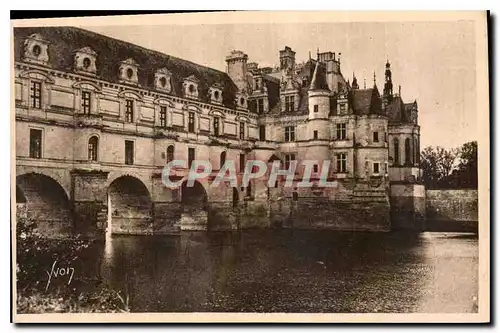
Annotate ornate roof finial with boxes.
[309,51,311,61]
[317,47,320,59]
[399,85,401,95]
[338,52,341,64]
[364,77,366,89]
[373,71,377,86]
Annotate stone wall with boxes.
[425,189,478,231]
[390,184,426,231]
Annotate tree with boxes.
[420,141,477,189]
[456,141,478,188]
[420,146,459,189]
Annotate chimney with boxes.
[318,51,341,92]
[279,46,296,73]
[226,50,249,92]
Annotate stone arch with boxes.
[16,167,71,199]
[107,175,152,235]
[16,172,72,236]
[179,179,209,230]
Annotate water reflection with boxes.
[87,230,478,313]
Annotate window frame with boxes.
[125,99,134,123]
[81,90,92,114]
[337,153,347,173]
[373,162,380,175]
[188,147,195,169]
[30,80,42,109]
[166,145,175,163]
[336,123,347,140]
[125,140,134,165]
[29,128,43,159]
[373,131,379,143]
[88,136,99,161]
[213,116,220,136]
[284,126,296,142]
[159,106,167,128]
[188,111,195,133]
[284,153,296,170]
[239,121,245,140]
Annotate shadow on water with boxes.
[81,229,477,313]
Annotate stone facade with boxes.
[14,27,424,237]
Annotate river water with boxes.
[87,230,478,313]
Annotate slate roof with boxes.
[386,95,418,124]
[13,26,240,109]
[309,60,330,91]
[349,87,383,116]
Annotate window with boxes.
[336,123,347,140]
[125,140,134,165]
[29,129,42,159]
[220,151,226,169]
[339,103,347,114]
[285,95,295,112]
[30,81,42,109]
[159,106,167,128]
[373,162,380,174]
[394,138,400,165]
[405,138,412,166]
[313,105,319,113]
[257,98,264,114]
[188,148,195,169]
[166,145,174,163]
[337,153,347,173]
[239,121,245,140]
[313,164,319,173]
[188,112,195,133]
[88,136,98,161]
[313,130,318,140]
[125,99,134,123]
[213,116,220,136]
[373,131,379,143]
[239,153,246,173]
[82,91,91,114]
[259,125,266,141]
[284,153,296,170]
[284,126,295,142]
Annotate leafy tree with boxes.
[420,146,459,188]
[420,141,477,189]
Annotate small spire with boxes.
[309,51,311,61]
[316,47,320,60]
[373,71,377,86]
[398,85,401,95]
[338,52,341,64]
[364,77,366,89]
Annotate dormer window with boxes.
[119,58,139,84]
[154,67,172,93]
[235,93,248,110]
[23,33,50,66]
[32,45,41,57]
[74,46,97,75]
[209,83,224,105]
[183,75,200,99]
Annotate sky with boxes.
[87,21,477,149]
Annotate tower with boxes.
[279,46,296,75]
[352,72,359,89]
[226,50,249,92]
[383,60,394,106]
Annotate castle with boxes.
[14,27,424,237]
